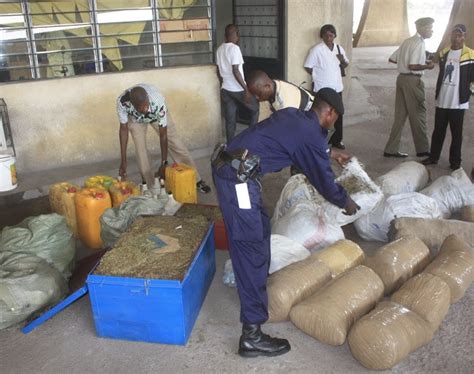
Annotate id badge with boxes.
[235,183,251,209]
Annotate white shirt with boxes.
[437,49,469,110]
[216,42,245,92]
[304,42,348,93]
[390,33,426,75]
[116,84,167,126]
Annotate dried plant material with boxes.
[289,265,384,346]
[95,216,209,280]
[365,237,431,295]
[348,301,433,370]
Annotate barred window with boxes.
[0,0,215,82]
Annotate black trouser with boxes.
[221,89,259,143]
[430,107,465,167]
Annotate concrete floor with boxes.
[1,47,473,373]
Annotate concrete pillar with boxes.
[286,0,353,92]
[353,0,410,47]
[438,0,474,50]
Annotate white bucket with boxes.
[0,155,17,192]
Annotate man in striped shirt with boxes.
[117,83,211,194]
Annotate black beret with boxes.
[415,17,434,27]
[315,88,344,115]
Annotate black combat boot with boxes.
[238,323,291,358]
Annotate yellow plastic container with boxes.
[75,188,112,249]
[49,182,80,237]
[165,163,197,204]
[84,175,117,190]
[109,181,140,208]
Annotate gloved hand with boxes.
[343,197,360,216]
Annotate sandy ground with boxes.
[1,47,473,373]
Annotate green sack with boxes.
[100,196,165,248]
[0,214,75,279]
[0,251,68,330]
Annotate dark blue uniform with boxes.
[213,108,348,324]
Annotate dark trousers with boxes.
[430,107,465,167]
[213,165,271,324]
[221,89,259,143]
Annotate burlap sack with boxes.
[388,217,474,255]
[289,265,384,345]
[391,273,450,331]
[267,257,332,322]
[348,301,434,370]
[365,237,431,295]
[311,239,365,277]
[460,206,474,222]
[424,235,474,303]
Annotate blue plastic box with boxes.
[86,224,216,345]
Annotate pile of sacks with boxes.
[0,214,74,330]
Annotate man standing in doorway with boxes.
[422,24,474,170]
[304,24,349,150]
[117,84,211,195]
[216,24,259,142]
[384,17,435,158]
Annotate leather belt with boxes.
[400,72,422,77]
[211,144,261,183]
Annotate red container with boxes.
[214,219,229,251]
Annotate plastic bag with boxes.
[421,168,474,218]
[424,235,474,303]
[0,214,75,279]
[222,259,236,287]
[354,192,443,242]
[271,201,345,252]
[272,158,383,227]
[100,196,166,248]
[391,273,450,331]
[348,301,434,370]
[269,234,310,274]
[0,251,68,330]
[290,265,384,346]
[267,257,332,322]
[311,239,365,278]
[376,161,429,196]
[365,237,431,295]
[388,217,474,255]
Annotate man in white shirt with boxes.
[384,17,435,158]
[117,84,211,195]
[304,24,349,150]
[216,24,259,142]
[422,24,474,170]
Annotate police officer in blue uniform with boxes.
[212,88,360,358]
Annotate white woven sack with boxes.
[376,161,429,196]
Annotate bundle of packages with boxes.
[0,251,68,330]
[271,200,344,252]
[269,234,310,274]
[364,237,431,295]
[460,206,474,222]
[348,301,434,370]
[354,192,443,242]
[289,265,384,345]
[267,257,332,322]
[376,161,429,196]
[391,273,451,330]
[311,239,365,277]
[424,235,474,303]
[272,158,383,227]
[388,217,474,254]
[421,168,474,218]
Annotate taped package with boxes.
[424,234,474,303]
[391,273,450,331]
[348,301,434,370]
[289,265,384,345]
[267,257,332,322]
[311,239,365,278]
[365,237,431,295]
[388,217,474,255]
[376,161,429,196]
